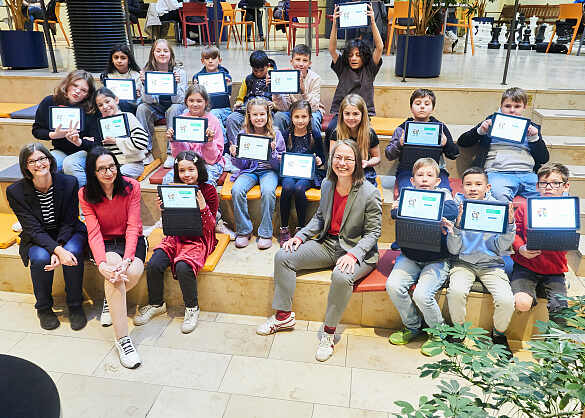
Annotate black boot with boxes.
[69,306,87,331]
[37,308,60,330]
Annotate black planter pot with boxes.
[395,34,443,78]
[0,30,48,69]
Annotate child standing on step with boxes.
[385,89,459,193]
[229,97,285,250]
[326,3,384,142]
[136,39,187,168]
[100,44,143,115]
[443,166,515,355]
[95,88,149,179]
[457,87,549,202]
[134,151,219,334]
[329,94,381,186]
[279,100,327,246]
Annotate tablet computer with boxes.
[158,185,202,237]
[99,113,130,139]
[338,1,369,29]
[196,72,227,95]
[104,78,137,101]
[460,200,508,234]
[488,112,530,144]
[158,185,199,210]
[397,188,445,221]
[236,133,271,161]
[280,152,315,180]
[404,121,443,146]
[527,196,579,230]
[49,106,84,131]
[173,116,208,143]
[144,71,177,95]
[269,70,301,94]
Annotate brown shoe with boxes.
[279,227,291,247]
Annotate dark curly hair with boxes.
[340,39,372,69]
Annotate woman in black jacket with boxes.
[7,143,88,331]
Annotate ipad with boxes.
[488,112,530,144]
[404,121,443,146]
[236,133,271,161]
[99,114,130,138]
[173,116,208,143]
[397,188,445,221]
[196,72,227,94]
[528,196,579,230]
[460,200,508,234]
[280,153,315,180]
[144,71,177,95]
[338,2,369,29]
[269,70,300,94]
[158,185,199,209]
[49,106,83,131]
[104,78,137,101]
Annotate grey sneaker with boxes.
[215,220,236,240]
[257,236,273,250]
[115,336,141,369]
[181,306,200,334]
[100,298,112,327]
[133,303,167,326]
[235,234,250,248]
[256,312,296,335]
[315,332,335,362]
[143,152,154,165]
[279,227,291,247]
[163,154,174,169]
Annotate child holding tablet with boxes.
[329,94,380,186]
[134,151,219,334]
[279,100,326,246]
[100,44,143,114]
[327,3,383,141]
[136,39,187,168]
[385,158,458,356]
[385,89,459,192]
[229,97,285,250]
[457,87,549,202]
[443,167,515,354]
[95,88,148,179]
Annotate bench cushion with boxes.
[370,117,403,136]
[0,163,23,182]
[353,249,400,292]
[148,166,172,185]
[0,213,19,249]
[0,103,36,118]
[9,104,39,119]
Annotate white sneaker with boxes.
[143,152,154,165]
[256,312,296,335]
[12,221,22,232]
[185,38,197,46]
[163,154,174,169]
[133,303,167,326]
[215,220,236,240]
[181,306,200,334]
[315,332,335,362]
[100,298,112,327]
[115,336,141,369]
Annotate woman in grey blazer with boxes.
[257,139,382,362]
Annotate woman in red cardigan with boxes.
[79,146,146,369]
[133,150,219,334]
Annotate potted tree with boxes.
[0,0,48,69]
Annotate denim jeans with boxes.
[225,111,245,146]
[487,171,539,202]
[280,177,312,227]
[28,232,86,311]
[231,169,278,237]
[51,149,88,188]
[120,162,145,179]
[210,107,232,140]
[385,255,449,330]
[273,111,324,144]
[136,102,186,151]
[163,160,224,187]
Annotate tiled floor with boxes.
[1,290,468,417]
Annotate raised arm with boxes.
[329,5,340,63]
[369,4,383,65]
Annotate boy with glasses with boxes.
[511,163,571,323]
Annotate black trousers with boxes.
[147,249,198,308]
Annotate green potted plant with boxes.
[0,0,48,69]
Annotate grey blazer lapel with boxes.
[320,181,335,237]
[339,184,359,232]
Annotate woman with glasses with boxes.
[79,146,145,369]
[256,139,382,362]
[7,143,87,331]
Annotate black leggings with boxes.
[146,249,198,308]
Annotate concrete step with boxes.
[533,109,585,136]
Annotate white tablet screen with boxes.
[270,71,299,94]
[145,72,175,95]
[175,117,206,142]
[100,115,128,138]
[104,79,136,101]
[339,2,368,28]
[530,198,577,229]
[160,187,198,209]
[281,153,314,179]
[51,107,81,130]
[405,122,441,146]
[238,135,270,161]
[400,189,442,220]
[463,202,506,233]
[490,113,528,143]
[197,73,226,94]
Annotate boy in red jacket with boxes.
[511,162,570,322]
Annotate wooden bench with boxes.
[0,103,36,118]
[495,4,560,25]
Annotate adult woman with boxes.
[256,139,382,362]
[7,143,87,331]
[32,70,101,187]
[79,147,146,369]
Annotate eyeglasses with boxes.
[26,156,49,167]
[332,155,355,164]
[537,181,565,189]
[96,164,118,175]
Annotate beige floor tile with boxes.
[313,404,388,418]
[0,301,49,333]
[129,315,172,346]
[0,291,36,304]
[216,312,309,330]
[223,394,313,418]
[220,356,351,407]
[156,320,274,357]
[147,387,229,418]
[0,329,26,353]
[94,345,231,391]
[8,333,113,375]
[165,306,218,322]
[307,322,391,338]
[48,371,63,384]
[350,369,436,413]
[269,330,347,366]
[57,374,162,418]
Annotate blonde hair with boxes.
[336,94,371,162]
[243,97,276,138]
[144,39,179,72]
[412,158,440,177]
